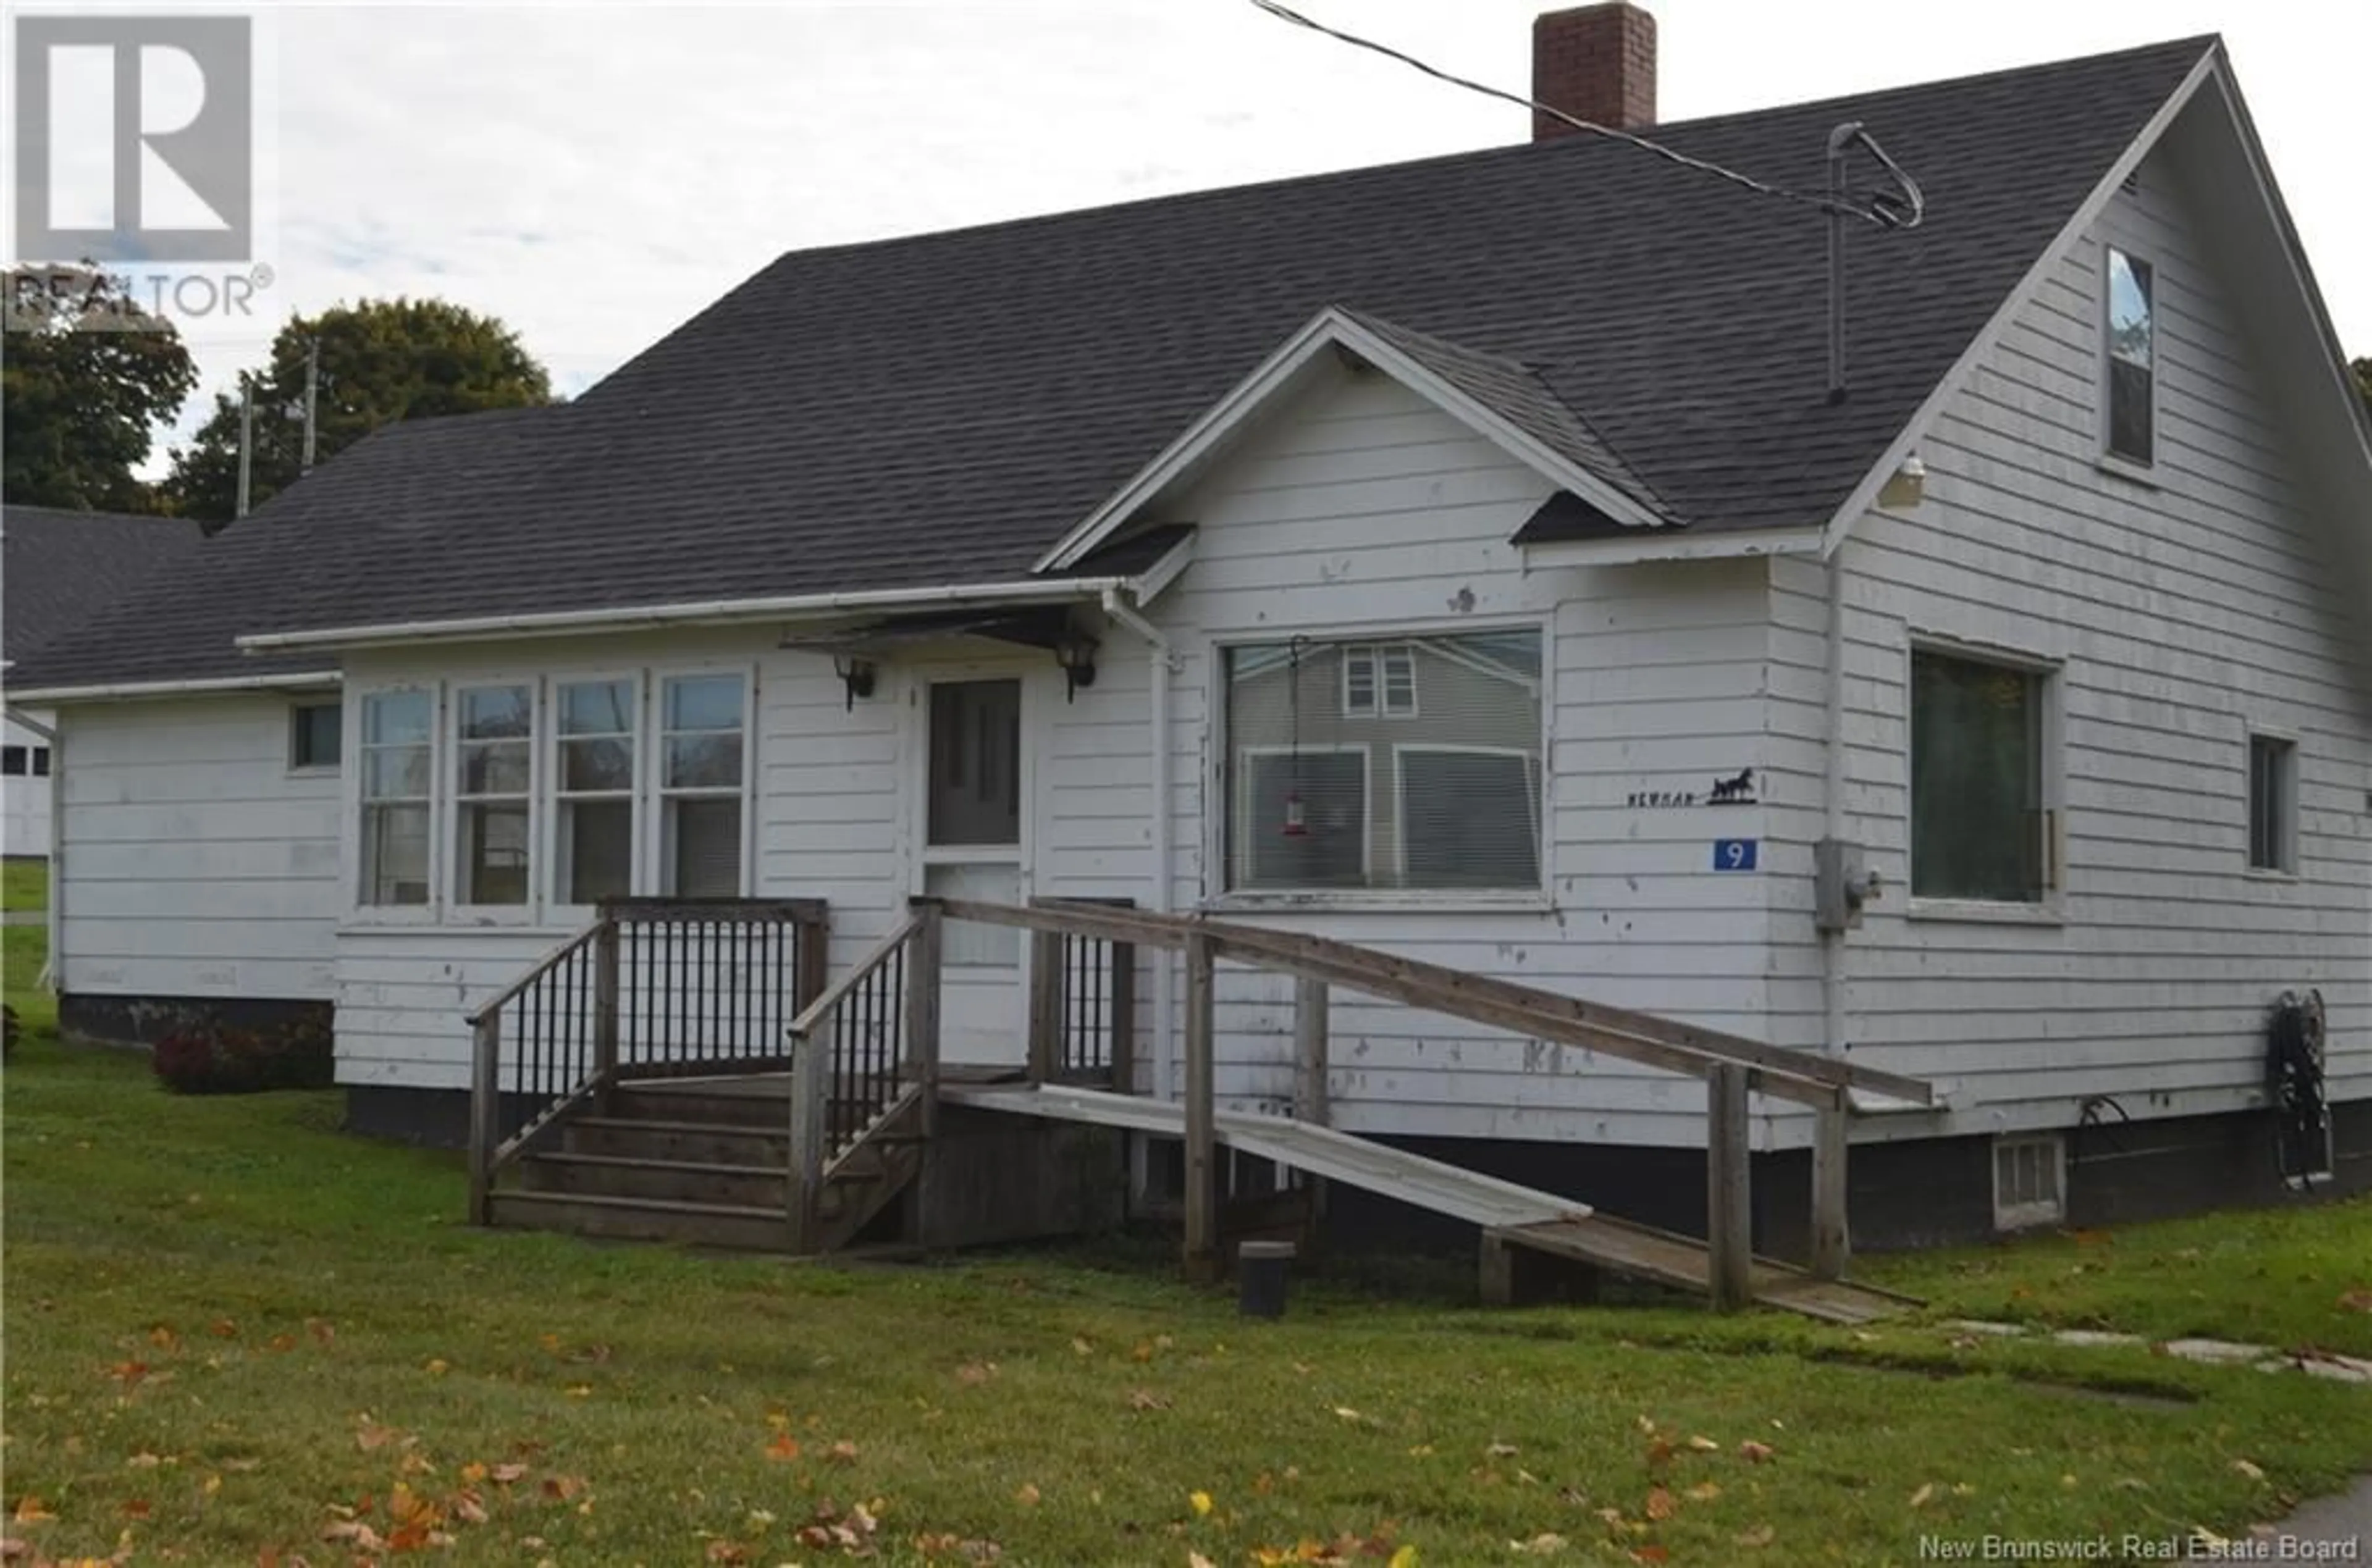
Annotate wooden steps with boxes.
[488,1189,792,1250]
[486,1074,919,1254]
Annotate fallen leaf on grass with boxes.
[1127,1389,1171,1411]
[208,1319,239,1339]
[107,1360,149,1388]
[1685,1435,1719,1453]
[1387,1549,1418,1568]
[1486,1442,1520,1459]
[955,1362,997,1386]
[320,1520,385,1551]
[121,1501,151,1521]
[1014,1485,1041,1507]
[2232,1460,2266,1483]
[1071,1337,1094,1357]
[766,1433,801,1462]
[489,1463,528,1485]
[1188,1491,1214,1517]
[0,1541,25,1562]
[1686,1482,1721,1503]
[306,1319,335,1346]
[1909,1483,1935,1509]
[1631,1548,1669,1565]
[704,1540,749,1564]
[2339,1288,2372,1314]
[825,1440,860,1465]
[1738,1441,1774,1464]
[148,1325,179,1351]
[1189,1554,1218,1568]
[1735,1524,1776,1548]
[1644,1486,1676,1521]
[1331,1407,1364,1422]
[10,1501,52,1525]
[124,1454,162,1470]
[1509,1533,1566,1555]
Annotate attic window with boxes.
[2104,246,2155,466]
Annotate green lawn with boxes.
[4,957,2368,1564]
[2,857,48,913]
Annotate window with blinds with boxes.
[1224,630,1543,893]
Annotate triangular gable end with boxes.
[1034,306,1672,575]
[1819,44,2372,683]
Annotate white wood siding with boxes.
[1781,149,2372,1133]
[1138,364,1782,1145]
[53,695,339,1002]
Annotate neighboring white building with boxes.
[11,18,2367,1247]
[2,710,54,859]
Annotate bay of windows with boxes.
[356,671,749,914]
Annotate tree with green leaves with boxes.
[164,298,551,523]
[2,265,197,513]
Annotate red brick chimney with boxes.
[1532,4,1657,140]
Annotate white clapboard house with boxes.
[12,9,2368,1287]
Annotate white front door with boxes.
[918,675,1028,1065]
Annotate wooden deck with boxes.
[943,1082,1918,1323]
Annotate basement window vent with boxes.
[1993,1133,2066,1230]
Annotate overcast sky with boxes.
[149,0,2371,450]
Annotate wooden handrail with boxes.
[932,898,1933,1107]
[601,896,828,924]
[464,918,606,1027]
[788,910,921,1039]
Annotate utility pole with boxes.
[235,374,254,519]
[300,337,320,474]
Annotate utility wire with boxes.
[1248,0,1924,230]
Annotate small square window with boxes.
[30,747,49,777]
[1993,1133,2065,1230]
[290,701,343,771]
[2105,247,2155,466]
[2247,735,2297,874]
[0,746,23,777]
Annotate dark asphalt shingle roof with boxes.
[6,412,555,690]
[11,35,2213,692]
[1342,309,1672,521]
[2,505,209,668]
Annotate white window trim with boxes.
[287,697,343,777]
[1341,643,1418,719]
[2098,242,2158,473]
[652,665,758,900]
[1389,742,1544,891]
[2243,726,2301,880]
[545,669,644,918]
[450,681,540,923]
[1904,632,2066,922]
[1205,617,1554,912]
[1991,1131,2066,1231]
[349,684,440,925]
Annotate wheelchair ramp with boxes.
[943,1082,1917,1323]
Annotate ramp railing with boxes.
[927,897,1935,1306]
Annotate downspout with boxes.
[1820,548,1850,1063]
[1100,587,1176,1102]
